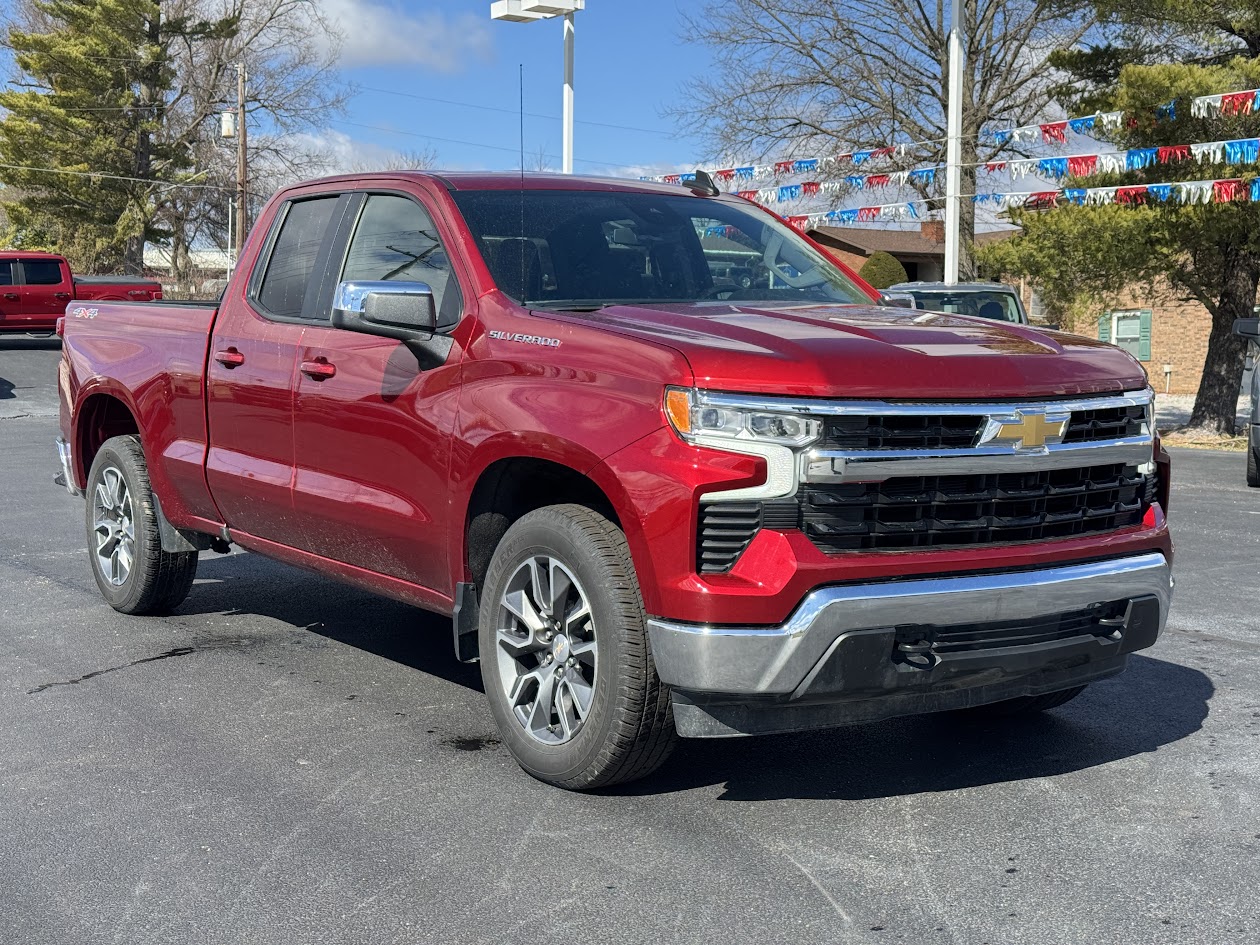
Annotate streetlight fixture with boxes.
[489,0,584,174]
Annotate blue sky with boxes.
[322,0,712,178]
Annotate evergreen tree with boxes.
[0,0,186,273]
[981,7,1260,434]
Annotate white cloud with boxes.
[318,0,494,71]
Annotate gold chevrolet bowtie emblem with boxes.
[990,412,1069,449]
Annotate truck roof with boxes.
[281,170,706,198]
[0,250,63,259]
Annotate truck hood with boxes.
[543,302,1147,399]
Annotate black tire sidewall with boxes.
[85,437,159,612]
[478,509,640,785]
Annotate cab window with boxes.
[341,194,462,328]
[22,259,63,285]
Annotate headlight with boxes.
[665,387,821,448]
[664,387,820,501]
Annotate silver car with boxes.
[1234,317,1260,486]
[886,281,1034,325]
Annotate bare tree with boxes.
[675,0,1092,275]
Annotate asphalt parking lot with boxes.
[2,337,1258,945]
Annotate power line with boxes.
[355,85,678,138]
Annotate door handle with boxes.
[300,358,337,381]
[214,348,245,368]
[3,292,17,301]
[54,292,71,301]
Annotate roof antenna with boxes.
[519,63,527,304]
[688,168,721,197]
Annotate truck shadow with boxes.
[184,552,1210,802]
[185,551,483,693]
[0,336,60,351]
[627,653,1212,801]
[0,376,12,400]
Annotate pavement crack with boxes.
[27,641,247,694]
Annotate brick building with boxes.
[809,220,1215,395]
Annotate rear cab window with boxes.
[252,196,342,320]
[21,259,64,285]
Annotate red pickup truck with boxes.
[0,250,161,334]
[56,172,1173,789]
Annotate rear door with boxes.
[288,189,467,593]
[17,257,71,324]
[0,261,18,325]
[205,192,350,546]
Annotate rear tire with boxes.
[478,504,675,789]
[1247,428,1259,487]
[956,685,1087,719]
[85,435,198,615]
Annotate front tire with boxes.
[1247,427,1259,487]
[478,504,675,789]
[86,435,198,615]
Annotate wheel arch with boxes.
[74,389,141,488]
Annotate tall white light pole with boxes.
[490,0,585,174]
[944,0,965,285]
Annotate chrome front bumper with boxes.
[647,553,1172,697]
[55,436,82,497]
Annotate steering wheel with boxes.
[763,232,830,290]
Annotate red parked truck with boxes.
[56,172,1173,789]
[0,250,161,334]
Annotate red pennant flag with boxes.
[1027,191,1061,209]
[985,161,1007,173]
[775,160,795,175]
[786,215,810,230]
[865,174,891,188]
[802,181,821,196]
[1156,145,1191,164]
[1213,178,1245,202]
[1067,155,1098,176]
[735,190,759,200]
[663,174,681,184]
[856,206,880,222]
[1221,91,1256,116]
[871,147,896,159]
[714,168,736,181]
[1040,122,1068,143]
[1116,186,1149,205]
[835,152,853,163]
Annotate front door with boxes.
[289,191,466,595]
[205,193,348,546]
[0,261,18,326]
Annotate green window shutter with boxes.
[1138,309,1152,361]
[1098,312,1111,342]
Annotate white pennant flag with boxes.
[1096,153,1126,174]
[1192,94,1224,118]
[1008,159,1038,179]
[1175,181,1214,204]
[997,193,1029,211]
[1097,111,1124,131]
[1085,187,1117,206]
[757,187,778,203]
[1190,141,1225,164]
[1011,126,1040,144]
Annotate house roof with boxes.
[809,225,1017,258]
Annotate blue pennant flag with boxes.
[852,150,873,165]
[1146,184,1173,202]
[1155,101,1176,121]
[1126,148,1159,171]
[681,173,697,182]
[1039,158,1069,178]
[1225,138,1260,164]
[1252,179,1260,203]
[830,208,860,224]
[778,184,802,202]
[906,202,920,219]
[993,129,1012,146]
[1063,189,1087,205]
[908,167,936,184]
[793,159,819,173]
[734,166,755,179]
[845,175,866,187]
[1068,116,1097,134]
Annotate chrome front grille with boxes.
[694,389,1156,573]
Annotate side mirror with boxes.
[332,280,437,341]
[881,292,917,309]
[1234,317,1260,341]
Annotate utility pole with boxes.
[943,0,964,285]
[235,63,248,257]
[562,11,574,174]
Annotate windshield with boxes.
[905,289,1024,323]
[450,189,873,309]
